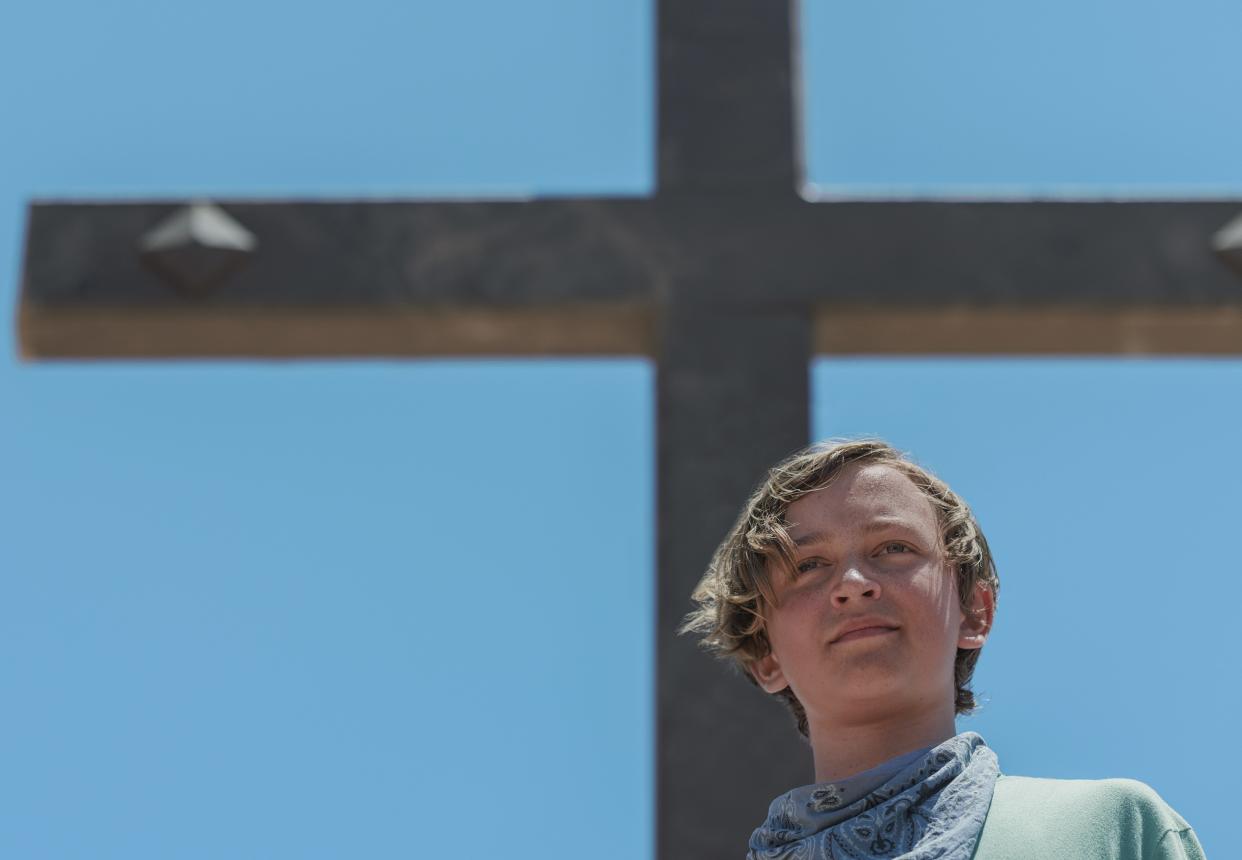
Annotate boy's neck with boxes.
[807,706,958,784]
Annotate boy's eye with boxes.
[794,544,911,576]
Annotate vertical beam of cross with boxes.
[658,0,801,196]
[657,302,815,858]
[656,3,813,856]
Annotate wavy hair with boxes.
[679,438,999,738]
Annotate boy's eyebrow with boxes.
[790,519,912,548]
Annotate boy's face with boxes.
[749,462,992,726]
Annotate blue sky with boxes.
[2,1,1239,857]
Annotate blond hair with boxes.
[679,438,999,737]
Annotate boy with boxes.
[681,438,1204,859]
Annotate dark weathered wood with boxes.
[15,1,1242,859]
[19,200,662,309]
[657,302,813,858]
[657,0,800,194]
[22,201,1242,359]
[24,200,1242,310]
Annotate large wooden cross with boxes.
[17,1,1242,857]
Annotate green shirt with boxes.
[973,775,1206,859]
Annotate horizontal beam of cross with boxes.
[20,199,1242,359]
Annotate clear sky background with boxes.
[1,1,1239,857]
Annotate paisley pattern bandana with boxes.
[748,732,1000,860]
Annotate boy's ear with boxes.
[958,580,996,651]
[749,651,789,694]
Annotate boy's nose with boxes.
[832,565,881,605]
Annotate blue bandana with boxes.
[748,732,1000,860]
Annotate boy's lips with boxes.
[829,618,900,644]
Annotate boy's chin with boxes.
[808,675,934,720]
